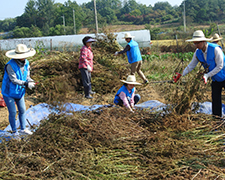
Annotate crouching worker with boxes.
[114,75,141,112]
[2,44,36,137]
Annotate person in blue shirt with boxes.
[114,32,148,84]
[178,30,225,118]
[2,44,36,137]
[114,75,141,112]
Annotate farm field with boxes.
[0,33,225,179]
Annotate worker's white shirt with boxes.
[182,44,224,78]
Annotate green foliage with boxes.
[2,0,225,38]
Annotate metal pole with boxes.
[61,15,65,34]
[73,9,76,34]
[93,0,98,33]
[183,0,186,32]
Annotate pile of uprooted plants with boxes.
[0,31,225,179]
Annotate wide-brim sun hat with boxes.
[5,44,36,59]
[186,30,212,42]
[122,32,135,39]
[211,33,223,42]
[120,75,141,85]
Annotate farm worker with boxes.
[79,36,96,99]
[114,32,149,84]
[2,44,36,137]
[114,75,141,113]
[211,33,223,44]
[179,30,225,118]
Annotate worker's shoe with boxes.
[143,80,149,85]
[20,129,33,135]
[89,90,96,95]
[84,86,93,99]
[89,84,96,95]
[12,131,21,140]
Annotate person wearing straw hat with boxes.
[114,75,141,112]
[211,33,223,44]
[177,30,225,118]
[79,36,96,99]
[114,32,149,85]
[2,44,36,137]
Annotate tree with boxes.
[36,0,55,31]
[0,18,16,32]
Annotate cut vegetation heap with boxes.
[0,31,225,179]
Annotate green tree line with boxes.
[0,0,225,39]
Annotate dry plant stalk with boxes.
[174,70,205,115]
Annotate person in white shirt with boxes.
[178,30,225,118]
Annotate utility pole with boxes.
[183,0,186,32]
[73,9,76,34]
[93,0,98,34]
[61,15,65,34]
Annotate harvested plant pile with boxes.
[174,70,207,115]
[0,107,225,179]
[30,31,130,103]
[0,31,224,179]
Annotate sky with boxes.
[0,0,183,20]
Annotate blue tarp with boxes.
[1,100,225,142]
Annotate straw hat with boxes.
[123,32,135,39]
[120,75,141,85]
[211,33,223,42]
[5,44,36,59]
[186,30,212,42]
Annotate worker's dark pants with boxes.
[116,94,141,107]
[80,68,91,97]
[211,80,225,117]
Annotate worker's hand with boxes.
[114,52,118,56]
[25,82,36,90]
[28,82,36,90]
[173,72,182,83]
[87,65,92,72]
[203,73,209,84]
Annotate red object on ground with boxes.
[0,97,6,107]
[173,73,182,83]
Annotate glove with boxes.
[173,73,182,83]
[24,82,36,90]
[87,65,92,72]
[114,51,118,56]
[203,73,209,84]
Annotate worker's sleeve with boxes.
[118,91,131,108]
[118,44,130,54]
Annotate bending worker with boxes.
[178,30,225,118]
[114,32,148,84]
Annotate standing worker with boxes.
[176,30,225,118]
[79,36,96,99]
[114,32,149,84]
[211,33,223,44]
[2,44,36,136]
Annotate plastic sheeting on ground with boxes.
[1,100,224,142]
